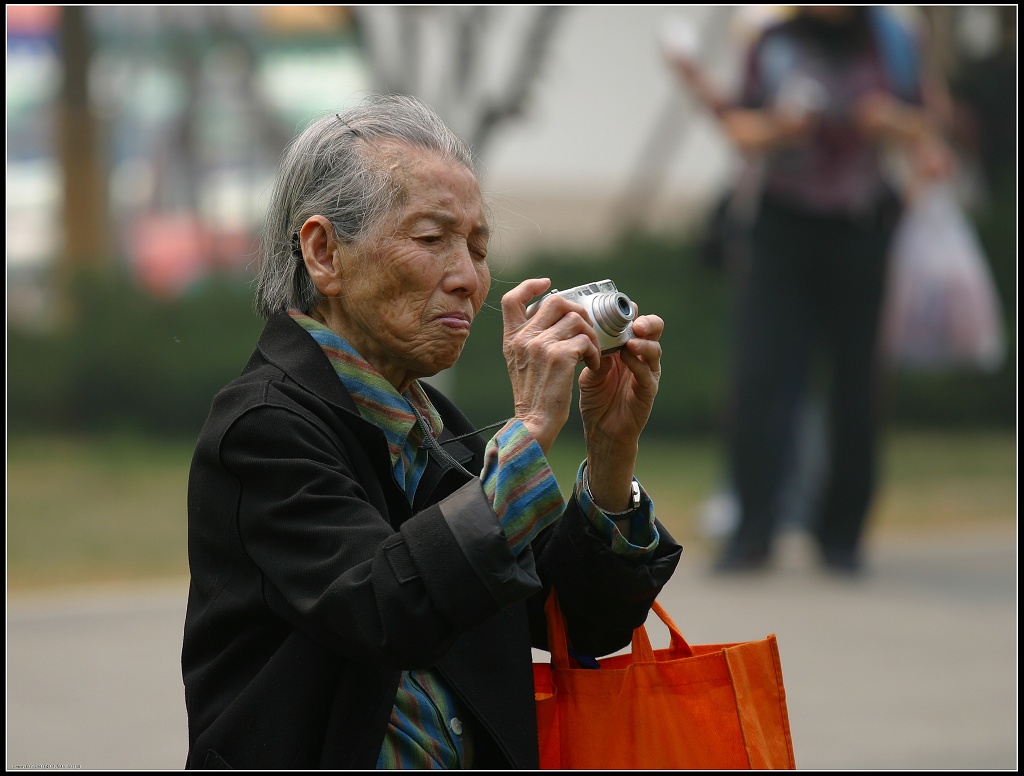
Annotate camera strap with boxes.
[410,404,510,479]
[439,418,512,446]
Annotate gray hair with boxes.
[254,93,478,318]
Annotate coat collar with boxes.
[254,310,478,494]
[255,310,361,415]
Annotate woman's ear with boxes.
[299,215,345,297]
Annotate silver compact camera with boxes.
[526,279,636,355]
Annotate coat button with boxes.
[449,717,464,736]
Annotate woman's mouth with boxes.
[436,311,471,330]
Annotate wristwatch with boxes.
[584,468,641,515]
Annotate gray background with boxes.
[7,524,1017,771]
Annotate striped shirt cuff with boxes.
[575,462,659,559]
[480,420,566,556]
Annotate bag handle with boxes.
[630,600,694,662]
[544,590,573,669]
[544,590,694,669]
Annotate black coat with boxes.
[182,311,682,769]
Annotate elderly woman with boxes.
[182,93,680,770]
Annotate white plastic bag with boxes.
[881,183,1006,372]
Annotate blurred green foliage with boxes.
[8,271,264,439]
[7,217,1015,440]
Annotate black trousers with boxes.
[724,195,899,562]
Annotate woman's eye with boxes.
[418,234,443,245]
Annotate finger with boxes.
[579,336,602,373]
[620,338,663,387]
[501,277,552,331]
[630,314,664,342]
[538,309,602,367]
[621,316,664,373]
[501,278,553,341]
[518,291,602,355]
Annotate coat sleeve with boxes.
[528,489,683,658]
[212,403,541,668]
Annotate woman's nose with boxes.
[444,246,482,295]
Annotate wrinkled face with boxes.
[326,142,491,392]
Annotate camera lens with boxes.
[591,292,635,337]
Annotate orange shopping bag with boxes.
[533,590,796,769]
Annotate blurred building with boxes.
[8,6,369,315]
[6,6,1013,324]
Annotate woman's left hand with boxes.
[578,312,663,511]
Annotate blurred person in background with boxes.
[665,6,954,575]
[947,6,1017,206]
[181,93,679,769]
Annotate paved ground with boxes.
[6,523,1018,771]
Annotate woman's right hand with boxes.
[500,278,601,454]
[721,108,817,154]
